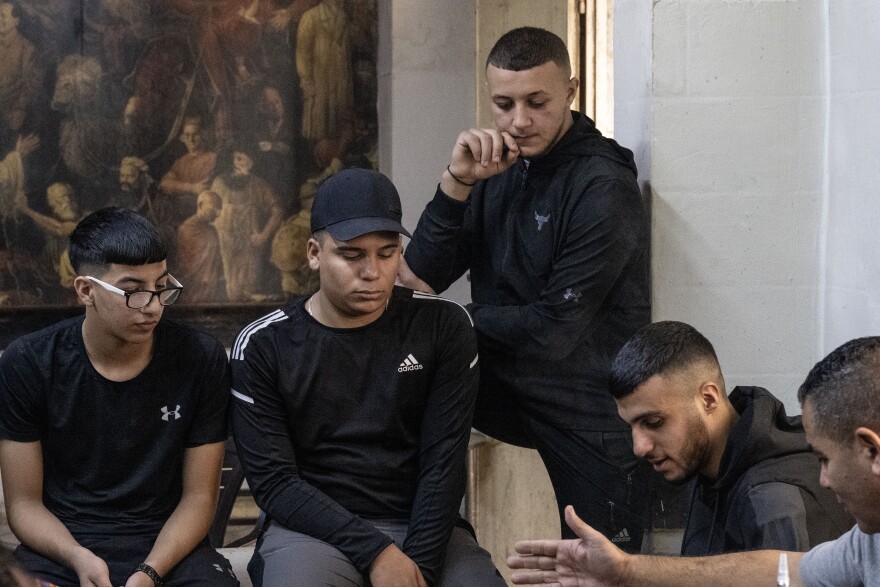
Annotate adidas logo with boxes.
[398,354,423,372]
[611,528,631,543]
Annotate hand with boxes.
[368,545,428,587]
[508,506,629,587]
[396,257,435,294]
[190,179,210,195]
[251,231,270,247]
[70,547,113,587]
[448,128,520,184]
[269,8,292,31]
[14,133,40,158]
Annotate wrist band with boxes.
[135,563,163,587]
[446,165,476,187]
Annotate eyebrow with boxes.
[625,410,664,426]
[115,271,170,286]
[336,243,399,252]
[491,90,551,101]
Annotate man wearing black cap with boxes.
[229,168,506,587]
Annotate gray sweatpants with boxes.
[250,520,507,586]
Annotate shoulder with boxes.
[2,317,82,364]
[231,304,297,361]
[396,287,473,328]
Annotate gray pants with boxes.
[250,520,507,586]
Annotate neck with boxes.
[704,406,740,480]
[81,315,154,381]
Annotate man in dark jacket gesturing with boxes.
[398,26,652,549]
[609,321,850,553]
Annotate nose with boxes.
[360,256,380,281]
[140,293,163,314]
[631,429,652,459]
[511,104,531,131]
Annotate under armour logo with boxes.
[534,211,550,231]
[161,405,181,421]
[563,288,581,303]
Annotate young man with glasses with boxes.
[0,207,238,587]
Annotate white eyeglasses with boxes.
[86,275,184,309]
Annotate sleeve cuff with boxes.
[430,184,470,222]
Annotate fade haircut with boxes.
[68,207,166,274]
[798,336,880,444]
[486,27,571,76]
[610,321,721,400]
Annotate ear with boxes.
[73,276,95,306]
[698,381,724,415]
[854,427,880,476]
[306,237,321,271]
[565,77,578,107]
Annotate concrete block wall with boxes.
[823,1,880,352]
[647,0,828,411]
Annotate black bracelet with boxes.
[446,165,476,187]
[135,563,163,587]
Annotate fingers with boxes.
[501,131,520,162]
[508,551,560,570]
[514,539,560,558]
[564,505,597,541]
[454,128,507,167]
[509,568,561,586]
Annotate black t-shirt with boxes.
[230,286,479,584]
[0,316,230,537]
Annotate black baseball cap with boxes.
[311,168,412,241]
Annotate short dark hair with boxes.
[798,336,880,444]
[486,27,571,76]
[68,207,166,274]
[610,321,721,399]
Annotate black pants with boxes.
[473,388,653,553]
[15,535,239,587]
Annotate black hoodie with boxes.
[405,111,650,428]
[681,386,852,555]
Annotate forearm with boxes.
[159,177,197,196]
[404,330,479,582]
[620,550,802,587]
[405,187,472,293]
[7,500,93,572]
[139,491,217,577]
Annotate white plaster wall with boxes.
[614,0,653,195]
[650,0,827,411]
[822,1,880,353]
[378,0,476,302]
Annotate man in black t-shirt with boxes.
[0,207,237,587]
[230,169,506,587]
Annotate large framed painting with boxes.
[0,0,378,347]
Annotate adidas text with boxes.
[398,364,423,372]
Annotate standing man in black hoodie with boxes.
[608,321,850,554]
[398,27,652,550]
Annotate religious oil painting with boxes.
[0,0,378,345]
